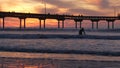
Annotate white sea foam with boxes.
[0,29,120,60]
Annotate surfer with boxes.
[79,28,85,35]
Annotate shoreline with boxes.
[0,51,120,61]
[0,34,120,40]
[0,47,120,56]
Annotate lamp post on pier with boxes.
[44,0,46,14]
[41,0,47,14]
[113,6,117,16]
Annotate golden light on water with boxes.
[24,66,38,68]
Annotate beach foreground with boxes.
[0,57,120,68]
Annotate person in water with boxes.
[79,28,85,35]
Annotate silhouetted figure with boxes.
[79,28,85,35]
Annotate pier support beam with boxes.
[107,22,110,29]
[19,19,22,29]
[23,18,26,29]
[38,18,46,29]
[106,20,115,29]
[75,21,77,29]
[39,19,42,29]
[2,17,5,29]
[79,21,82,28]
[92,21,94,29]
[62,20,64,28]
[0,18,1,29]
[74,19,83,29]
[91,19,99,29]
[79,20,83,28]
[43,20,46,29]
[19,18,26,29]
[57,19,65,29]
[96,21,99,29]
[58,20,60,28]
[112,21,114,29]
[91,20,95,29]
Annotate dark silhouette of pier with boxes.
[0,11,119,29]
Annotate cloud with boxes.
[1,0,120,16]
[69,8,107,16]
[85,0,101,5]
[0,0,41,13]
[109,0,120,6]
[100,0,110,8]
[37,0,76,8]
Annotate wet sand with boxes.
[0,57,120,68]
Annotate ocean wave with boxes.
[0,34,120,40]
[0,46,120,56]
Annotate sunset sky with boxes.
[0,0,120,28]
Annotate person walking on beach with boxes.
[79,28,85,35]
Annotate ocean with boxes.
[0,29,120,68]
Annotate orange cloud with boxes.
[85,0,101,5]
[109,0,120,6]
[57,8,68,14]
[0,0,43,13]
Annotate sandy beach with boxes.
[0,56,120,68]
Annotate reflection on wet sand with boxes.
[0,52,120,68]
[0,57,120,68]
[0,57,55,68]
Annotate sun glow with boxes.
[24,65,38,68]
[2,3,39,13]
[81,4,99,11]
[58,8,69,14]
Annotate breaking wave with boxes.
[0,34,120,40]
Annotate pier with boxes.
[0,11,119,29]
